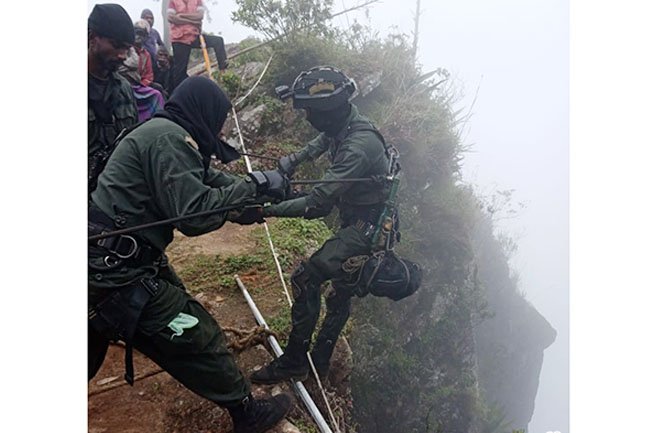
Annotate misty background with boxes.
[87,1,569,431]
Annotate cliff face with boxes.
[472,214,557,431]
[209,34,558,432]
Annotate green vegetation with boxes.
[252,218,333,269]
[179,252,265,293]
[288,417,318,433]
[205,1,540,431]
[267,303,292,345]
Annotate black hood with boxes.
[155,76,240,166]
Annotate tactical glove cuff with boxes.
[247,170,289,202]
[278,152,299,177]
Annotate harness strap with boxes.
[346,122,400,176]
[88,277,160,386]
[125,344,135,386]
[89,204,162,267]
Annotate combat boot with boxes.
[250,339,310,384]
[228,393,292,433]
[309,337,336,382]
[308,362,329,382]
[250,353,309,384]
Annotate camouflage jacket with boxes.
[88,71,138,194]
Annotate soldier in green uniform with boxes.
[88,76,291,433]
[88,4,138,194]
[251,66,391,384]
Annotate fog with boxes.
[87,1,569,431]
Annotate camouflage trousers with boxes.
[288,224,371,368]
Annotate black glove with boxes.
[247,170,290,202]
[230,206,265,225]
[287,187,309,200]
[278,152,299,177]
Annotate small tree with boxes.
[232,0,334,40]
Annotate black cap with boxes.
[88,4,135,45]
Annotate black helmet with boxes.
[275,66,357,111]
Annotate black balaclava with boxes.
[154,76,240,167]
[306,103,352,137]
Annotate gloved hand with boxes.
[247,170,290,202]
[287,188,309,200]
[229,206,265,225]
[278,152,299,177]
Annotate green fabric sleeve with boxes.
[263,196,309,217]
[308,131,383,208]
[203,168,241,188]
[295,134,329,163]
[146,134,261,236]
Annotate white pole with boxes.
[234,275,334,433]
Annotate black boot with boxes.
[250,353,309,384]
[309,338,334,381]
[308,362,329,381]
[250,339,309,384]
[228,393,292,433]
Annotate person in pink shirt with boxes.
[168,0,228,91]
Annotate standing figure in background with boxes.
[88,3,138,195]
[167,0,228,91]
[140,8,164,65]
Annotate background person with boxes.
[118,20,165,121]
[167,0,228,91]
[87,3,138,194]
[140,8,164,64]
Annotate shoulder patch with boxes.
[185,136,199,150]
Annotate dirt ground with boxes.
[88,223,309,433]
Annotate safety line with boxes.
[234,54,274,107]
[231,107,294,307]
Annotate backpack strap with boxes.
[345,122,400,176]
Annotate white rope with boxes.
[229,60,341,433]
[231,107,294,307]
[234,54,274,107]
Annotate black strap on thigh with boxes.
[88,278,160,385]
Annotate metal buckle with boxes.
[103,255,122,268]
[113,235,138,259]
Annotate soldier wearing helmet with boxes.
[251,66,392,384]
